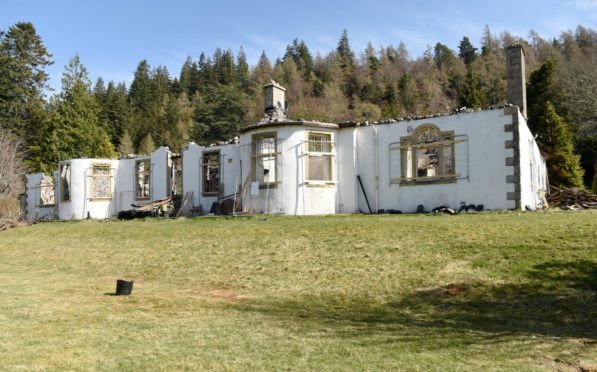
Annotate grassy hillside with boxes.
[0,212,595,370]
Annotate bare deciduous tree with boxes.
[0,129,26,197]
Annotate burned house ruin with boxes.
[22,45,548,220]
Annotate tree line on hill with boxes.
[0,22,596,193]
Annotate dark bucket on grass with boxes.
[115,279,134,295]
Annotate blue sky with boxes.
[2,0,597,91]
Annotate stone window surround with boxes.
[398,124,457,185]
[88,163,113,201]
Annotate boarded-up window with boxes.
[202,151,220,194]
[306,132,333,181]
[252,134,277,184]
[39,175,55,206]
[90,164,112,199]
[135,159,151,199]
[60,163,71,202]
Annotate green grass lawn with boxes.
[0,211,595,371]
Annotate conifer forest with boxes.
[1,23,596,189]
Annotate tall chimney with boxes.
[506,44,527,118]
[264,80,286,113]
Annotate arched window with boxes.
[400,124,455,182]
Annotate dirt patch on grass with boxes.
[208,289,251,302]
[417,283,471,297]
[174,288,251,302]
[554,358,597,372]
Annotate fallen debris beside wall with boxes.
[547,186,597,210]
[0,218,27,231]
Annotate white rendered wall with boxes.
[25,173,56,221]
[57,159,119,220]
[150,146,171,201]
[355,109,517,213]
[518,111,548,209]
[114,158,137,213]
[239,126,337,215]
[182,142,202,208]
[182,142,241,214]
[336,127,359,213]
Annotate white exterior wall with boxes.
[182,143,202,208]
[239,125,338,215]
[353,109,517,213]
[57,159,119,220]
[337,127,359,213]
[114,158,138,213]
[150,147,171,201]
[25,173,56,221]
[24,109,547,220]
[182,142,241,214]
[25,147,177,221]
[517,111,548,210]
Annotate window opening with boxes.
[252,133,277,184]
[89,164,112,199]
[39,175,55,206]
[135,159,151,199]
[60,163,71,202]
[202,151,221,195]
[306,132,334,181]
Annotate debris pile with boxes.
[117,195,181,220]
[547,186,597,210]
[0,218,26,231]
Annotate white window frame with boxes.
[305,131,336,185]
[251,132,279,186]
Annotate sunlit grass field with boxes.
[0,211,595,370]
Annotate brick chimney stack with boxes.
[506,44,527,118]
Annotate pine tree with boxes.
[433,43,457,69]
[237,47,250,92]
[31,56,115,173]
[336,30,358,106]
[458,37,477,65]
[284,39,314,80]
[534,102,584,187]
[253,51,273,86]
[527,60,583,187]
[179,56,197,97]
[214,48,236,85]
[118,130,135,155]
[460,68,486,108]
[527,60,569,130]
[192,84,245,145]
[0,22,53,141]
[104,81,132,146]
[138,133,155,155]
[337,29,355,71]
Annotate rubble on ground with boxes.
[547,186,597,210]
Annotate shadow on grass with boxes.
[232,260,596,341]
